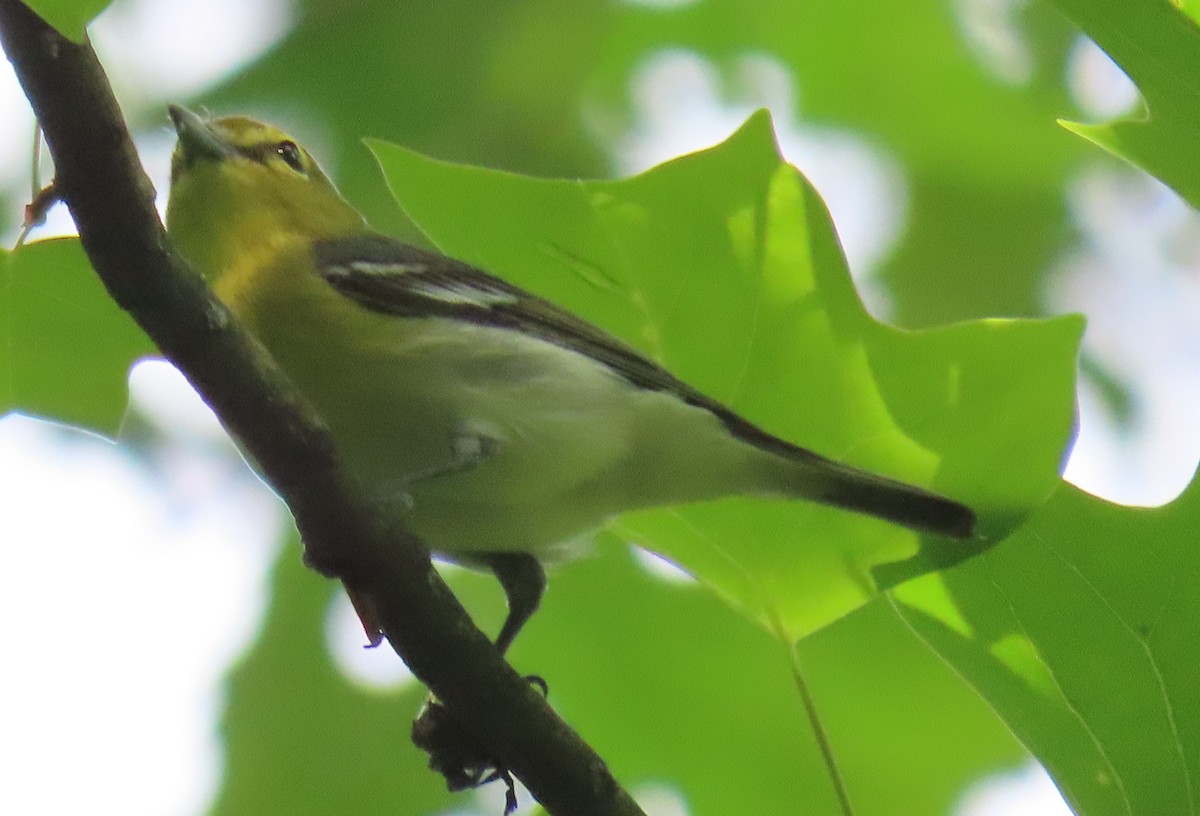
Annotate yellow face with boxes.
[165,107,364,282]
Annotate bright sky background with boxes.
[4,0,1192,814]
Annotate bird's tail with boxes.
[755,444,975,539]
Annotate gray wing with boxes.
[311,234,806,459]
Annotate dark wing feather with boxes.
[313,235,977,539]
[312,234,812,460]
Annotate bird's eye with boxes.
[276,140,304,173]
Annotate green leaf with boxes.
[1052,0,1200,208]
[217,533,1027,816]
[206,0,1085,329]
[0,239,153,434]
[367,111,1082,642]
[212,538,447,815]
[896,480,1200,816]
[22,0,112,41]
[601,0,1083,327]
[204,0,618,240]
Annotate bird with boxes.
[164,105,975,655]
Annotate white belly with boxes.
[274,316,757,558]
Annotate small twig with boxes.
[16,180,59,249]
[13,120,58,249]
[28,115,41,202]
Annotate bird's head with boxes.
[165,105,365,281]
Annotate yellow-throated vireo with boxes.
[164,105,975,655]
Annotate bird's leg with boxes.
[350,427,511,648]
[477,552,547,655]
[412,675,547,814]
[411,554,547,812]
[410,554,546,811]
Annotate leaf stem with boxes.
[790,644,856,816]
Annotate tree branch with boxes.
[0,3,644,814]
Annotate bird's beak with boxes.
[168,105,231,166]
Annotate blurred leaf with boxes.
[896,479,1200,816]
[202,0,1086,328]
[218,530,1026,816]
[0,238,153,434]
[1053,0,1200,209]
[23,0,111,41]
[212,534,447,815]
[600,2,1075,186]
[367,111,1082,642]
[595,0,1083,325]
[205,0,617,240]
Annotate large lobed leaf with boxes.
[367,111,1081,643]
[879,5,1200,814]
[897,480,1200,816]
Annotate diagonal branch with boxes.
[0,3,644,814]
